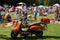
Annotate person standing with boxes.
[0,5,3,23]
[0,10,2,23]
[21,5,28,25]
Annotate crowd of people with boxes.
[0,3,60,25]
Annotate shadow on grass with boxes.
[0,35,60,40]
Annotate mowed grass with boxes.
[0,12,60,40]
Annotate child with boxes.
[41,15,50,30]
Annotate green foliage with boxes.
[0,0,60,6]
[44,0,60,6]
[0,0,40,6]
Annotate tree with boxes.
[0,0,39,6]
[44,0,50,6]
[0,0,60,6]
[44,0,60,6]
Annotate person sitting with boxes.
[5,13,12,22]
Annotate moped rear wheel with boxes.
[35,31,43,37]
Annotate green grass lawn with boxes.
[0,12,60,40]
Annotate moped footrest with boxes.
[21,31,29,35]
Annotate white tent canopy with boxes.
[17,2,25,4]
[53,3,60,6]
